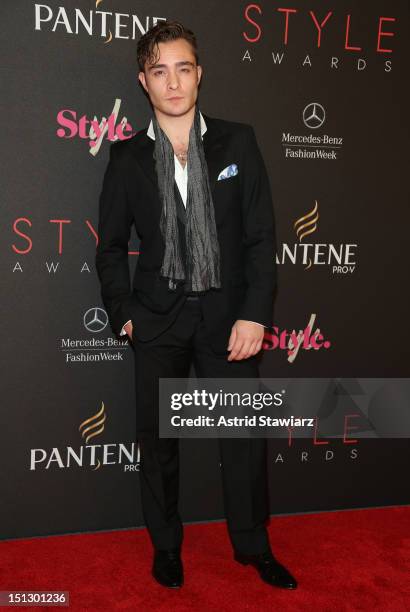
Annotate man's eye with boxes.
[154,70,164,76]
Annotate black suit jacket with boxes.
[95,113,277,354]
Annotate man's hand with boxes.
[227,320,264,361]
[124,320,133,340]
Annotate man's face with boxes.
[138,38,202,118]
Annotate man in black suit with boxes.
[96,20,297,591]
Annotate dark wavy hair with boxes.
[137,20,199,72]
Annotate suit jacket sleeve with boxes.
[95,142,135,336]
[236,125,277,327]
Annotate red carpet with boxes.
[1,507,409,611]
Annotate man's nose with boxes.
[167,71,179,89]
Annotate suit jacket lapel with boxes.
[202,113,225,192]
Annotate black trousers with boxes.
[132,296,271,555]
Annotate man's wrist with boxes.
[238,319,267,328]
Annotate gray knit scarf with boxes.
[152,106,221,292]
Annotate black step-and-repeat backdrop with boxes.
[1,1,409,540]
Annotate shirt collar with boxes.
[147,110,207,140]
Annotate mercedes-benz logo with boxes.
[303,103,326,129]
[83,307,108,333]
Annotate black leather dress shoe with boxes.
[234,550,297,589]
[152,548,183,588]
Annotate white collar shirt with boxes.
[146,111,207,207]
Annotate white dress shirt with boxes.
[120,112,264,336]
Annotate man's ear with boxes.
[138,71,147,92]
[196,65,203,85]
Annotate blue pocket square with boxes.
[217,163,238,181]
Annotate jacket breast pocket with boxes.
[215,175,239,192]
[213,177,240,224]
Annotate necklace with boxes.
[176,150,187,163]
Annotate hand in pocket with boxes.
[124,320,133,341]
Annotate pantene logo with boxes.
[29,402,140,471]
[79,402,107,448]
[56,98,137,155]
[277,200,358,274]
[35,2,166,43]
